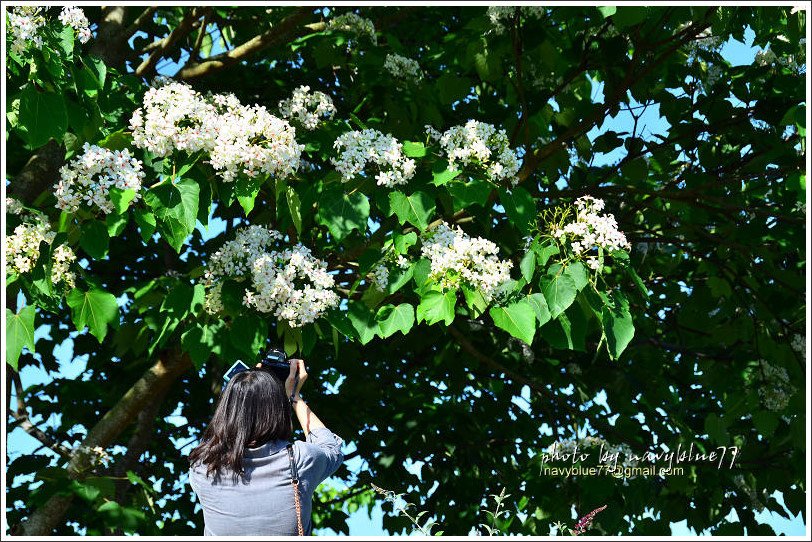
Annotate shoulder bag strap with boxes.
[286,443,304,536]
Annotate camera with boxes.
[258,348,290,382]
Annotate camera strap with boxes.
[286,443,304,536]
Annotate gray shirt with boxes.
[189,427,344,536]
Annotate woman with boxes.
[189,359,344,536]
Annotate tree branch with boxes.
[9,370,72,459]
[176,7,314,80]
[135,9,200,78]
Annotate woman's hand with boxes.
[285,358,307,400]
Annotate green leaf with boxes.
[389,191,435,231]
[393,231,417,254]
[526,293,551,326]
[416,290,456,326]
[108,187,137,214]
[286,186,303,236]
[105,212,128,238]
[6,305,36,370]
[498,187,535,235]
[447,178,492,209]
[490,299,537,345]
[597,6,617,18]
[98,129,133,152]
[316,187,370,241]
[520,251,536,282]
[347,301,378,345]
[621,157,649,182]
[541,273,578,320]
[132,208,157,242]
[181,323,218,370]
[66,288,120,342]
[18,86,68,149]
[234,175,265,216]
[535,241,559,267]
[71,477,114,503]
[704,413,729,446]
[376,303,415,338]
[602,293,635,359]
[461,284,488,318]
[79,220,110,259]
[403,140,426,157]
[612,6,648,28]
[431,162,461,186]
[229,313,268,357]
[144,178,200,253]
[564,261,588,291]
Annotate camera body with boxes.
[222,348,289,384]
[259,348,290,382]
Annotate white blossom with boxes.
[437,120,520,186]
[130,82,219,157]
[278,85,336,130]
[203,226,339,327]
[209,101,304,182]
[55,143,145,214]
[59,6,91,43]
[131,83,304,183]
[6,197,25,216]
[246,245,340,327]
[553,196,630,259]
[332,129,416,188]
[5,217,55,275]
[51,245,77,288]
[6,6,46,56]
[487,6,546,34]
[371,263,390,290]
[328,12,377,45]
[420,222,512,301]
[757,360,797,412]
[383,53,423,83]
[791,333,805,355]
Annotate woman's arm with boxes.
[285,358,326,435]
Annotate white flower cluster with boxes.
[7,6,46,56]
[130,82,218,157]
[553,196,630,270]
[371,264,390,291]
[754,39,806,73]
[7,197,25,216]
[6,217,55,275]
[246,245,340,327]
[682,26,724,57]
[59,6,91,44]
[328,12,377,45]
[278,85,337,130]
[130,82,303,183]
[758,361,797,412]
[332,129,416,188]
[203,226,339,327]
[383,53,423,83]
[210,101,303,182]
[5,214,76,288]
[791,333,805,358]
[420,222,513,301]
[55,143,145,214]
[437,120,521,186]
[51,244,77,288]
[487,6,546,34]
[370,254,410,290]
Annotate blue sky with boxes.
[7,16,807,537]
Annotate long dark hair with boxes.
[189,369,292,482]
